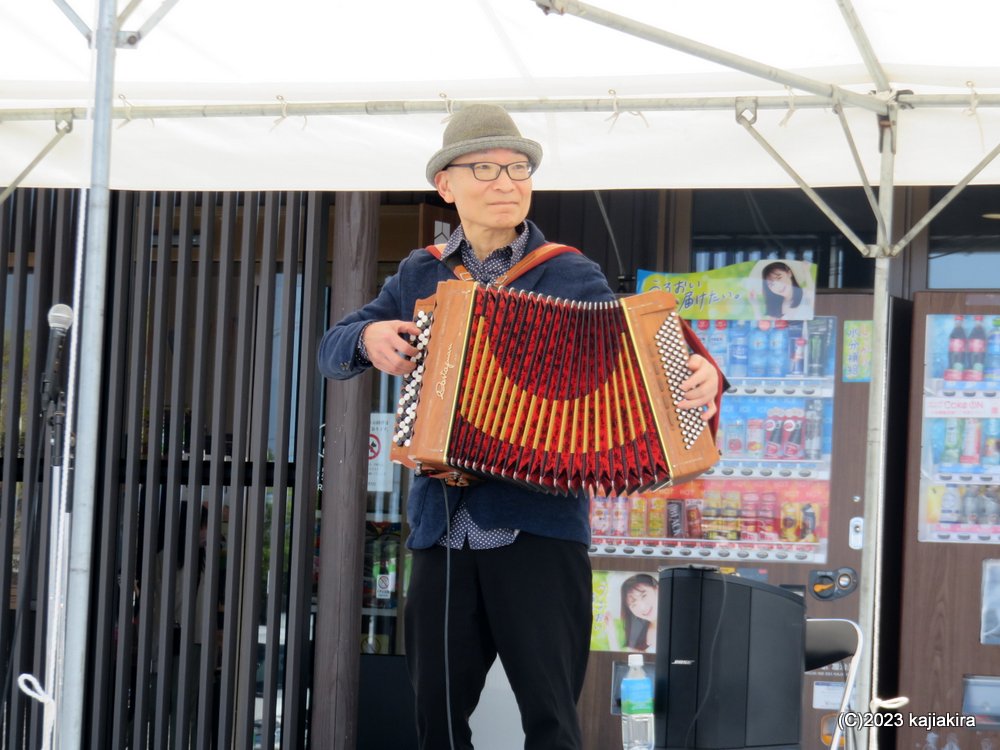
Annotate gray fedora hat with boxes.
[425,104,542,185]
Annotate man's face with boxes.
[433,148,533,236]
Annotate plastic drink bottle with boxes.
[945,315,967,381]
[986,316,1000,381]
[967,315,987,381]
[621,654,654,750]
[728,320,749,377]
[748,321,770,377]
[767,320,789,377]
[708,320,729,372]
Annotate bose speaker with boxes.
[654,566,805,750]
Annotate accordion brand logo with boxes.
[435,344,456,399]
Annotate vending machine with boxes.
[580,291,910,750]
[897,291,1000,750]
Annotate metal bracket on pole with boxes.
[735,101,877,258]
[116,0,182,48]
[52,0,181,48]
[0,118,73,208]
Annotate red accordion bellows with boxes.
[390,281,719,495]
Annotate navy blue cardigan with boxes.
[317,221,615,549]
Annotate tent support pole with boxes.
[57,0,116,747]
[0,119,73,208]
[856,104,899,750]
[891,138,1000,255]
[735,111,874,257]
[833,104,887,240]
[533,0,887,115]
[836,0,891,91]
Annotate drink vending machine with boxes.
[581,292,901,750]
[898,291,1000,750]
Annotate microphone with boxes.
[40,304,74,410]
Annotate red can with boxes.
[685,500,703,540]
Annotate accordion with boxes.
[390,280,719,495]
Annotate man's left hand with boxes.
[677,353,720,421]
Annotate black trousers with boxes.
[404,532,592,750]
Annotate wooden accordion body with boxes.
[390,281,719,495]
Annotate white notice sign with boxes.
[368,413,394,494]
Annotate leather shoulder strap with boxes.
[494,243,581,286]
[424,241,581,285]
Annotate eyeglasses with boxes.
[446,161,534,182]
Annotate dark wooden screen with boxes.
[0,188,331,749]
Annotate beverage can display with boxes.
[666,499,685,538]
[939,485,961,523]
[804,399,823,461]
[748,321,770,377]
[746,418,765,458]
[610,495,630,538]
[767,320,789,377]
[781,408,804,459]
[941,417,963,466]
[720,490,741,540]
[647,495,669,538]
[790,337,807,376]
[708,320,729,372]
[702,490,722,539]
[685,500,703,539]
[984,418,1000,467]
[963,487,983,525]
[987,316,1000,380]
[807,319,827,377]
[800,503,817,542]
[780,501,801,542]
[728,321,749,378]
[983,489,1000,525]
[961,417,982,466]
[740,491,760,541]
[764,408,785,459]
[759,492,779,540]
[725,418,746,457]
[629,495,648,538]
[590,495,611,542]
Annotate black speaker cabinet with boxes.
[654,566,805,750]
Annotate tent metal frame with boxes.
[25,0,1000,747]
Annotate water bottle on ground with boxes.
[621,654,654,750]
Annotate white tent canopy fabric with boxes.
[4,0,1000,191]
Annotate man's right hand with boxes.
[362,320,421,376]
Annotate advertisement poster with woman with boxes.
[637,259,817,321]
[591,570,660,653]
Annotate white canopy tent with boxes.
[5,2,1000,748]
[4,0,1000,192]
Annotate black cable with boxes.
[592,191,632,292]
[439,479,457,750]
[1,397,60,721]
[683,570,729,747]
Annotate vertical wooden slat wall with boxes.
[0,187,334,749]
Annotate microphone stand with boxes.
[17,357,72,750]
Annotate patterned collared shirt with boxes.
[436,223,529,550]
